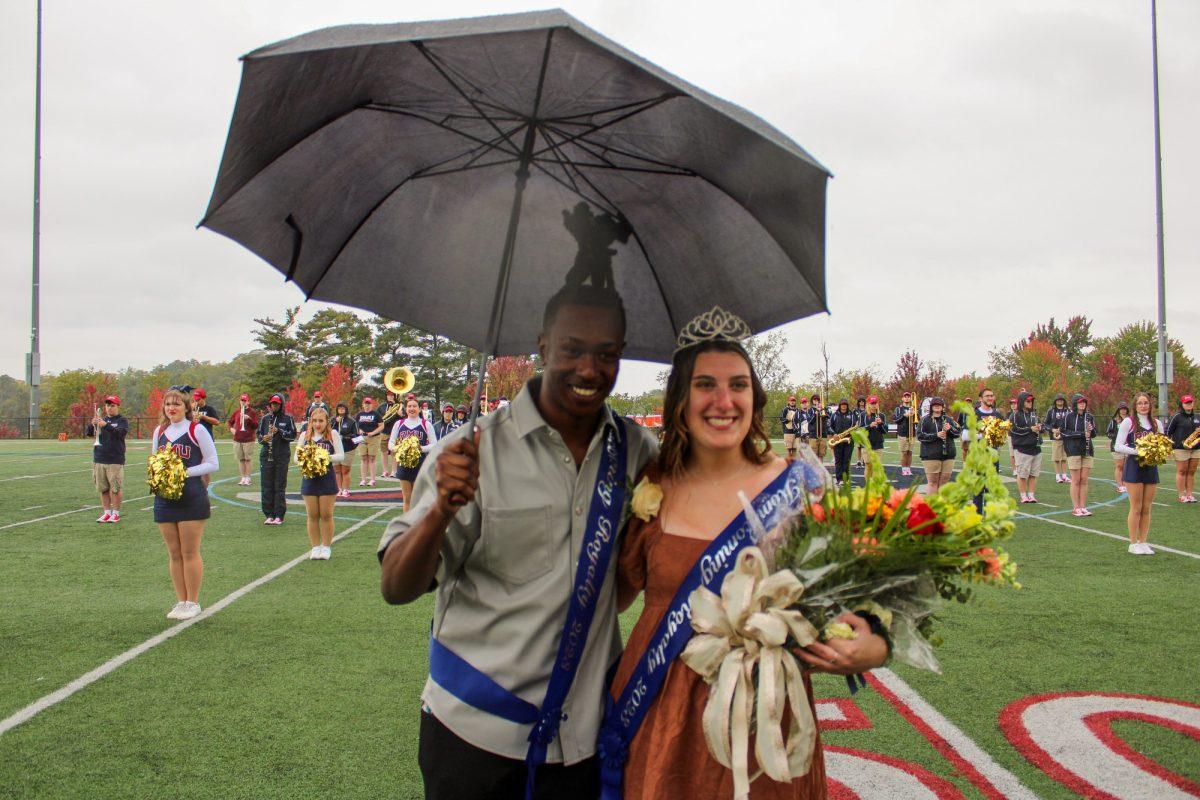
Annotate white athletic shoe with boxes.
[321,546,332,560]
[367,480,375,487]
[97,511,112,523]
[359,479,366,487]
[1063,475,1071,483]
[1117,485,1128,493]
[176,602,201,620]
[166,601,187,620]
[309,546,321,560]
[1139,543,1155,555]
[108,511,120,523]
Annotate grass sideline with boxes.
[0,438,1197,798]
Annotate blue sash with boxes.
[597,463,806,800]
[427,410,628,800]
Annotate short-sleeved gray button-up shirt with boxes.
[379,379,658,763]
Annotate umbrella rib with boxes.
[530,125,589,206]
[366,104,522,157]
[543,123,696,175]
[543,93,683,124]
[413,42,525,159]
[529,94,679,159]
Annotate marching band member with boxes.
[295,407,345,560]
[829,398,857,483]
[806,393,829,463]
[86,395,128,523]
[453,404,469,427]
[892,391,918,476]
[1165,394,1199,502]
[1113,392,1162,555]
[153,388,219,620]
[854,396,868,467]
[917,397,959,494]
[1008,392,1043,503]
[389,396,439,513]
[379,390,399,477]
[1061,394,1097,516]
[434,403,459,440]
[863,396,888,481]
[1107,402,1131,493]
[257,394,296,525]
[191,389,219,486]
[305,390,331,421]
[355,397,385,487]
[332,402,360,499]
[971,388,1004,514]
[779,395,803,461]
[227,393,258,486]
[1045,394,1071,484]
[1007,396,1019,473]
[956,406,971,460]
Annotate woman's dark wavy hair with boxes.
[657,340,772,477]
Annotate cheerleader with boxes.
[152,389,219,620]
[1107,402,1130,493]
[917,397,959,494]
[1165,394,1199,502]
[388,396,438,513]
[863,396,888,481]
[1060,394,1097,516]
[1112,392,1161,555]
[332,402,360,499]
[295,407,345,560]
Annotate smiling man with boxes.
[379,284,658,800]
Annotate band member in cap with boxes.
[863,396,888,481]
[854,397,868,467]
[1165,393,1199,502]
[380,285,658,799]
[305,391,331,421]
[917,397,959,493]
[332,402,360,499]
[1113,391,1162,555]
[86,395,128,523]
[806,393,829,462]
[228,393,258,486]
[779,394,803,461]
[153,388,219,620]
[454,404,469,427]
[356,397,385,487]
[1061,394,1097,516]
[1107,401,1131,493]
[190,389,220,486]
[257,394,296,525]
[379,390,399,477]
[892,391,918,476]
[830,398,857,483]
[1008,392,1043,503]
[1045,394,1071,484]
[433,403,459,440]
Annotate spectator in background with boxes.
[86,395,129,524]
[863,396,888,482]
[228,393,258,486]
[454,404,469,427]
[1007,396,1019,474]
[779,395,803,461]
[1008,392,1043,504]
[1061,394,1097,516]
[854,396,868,468]
[892,391,918,477]
[918,397,959,494]
[1045,394,1071,484]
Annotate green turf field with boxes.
[0,437,1197,799]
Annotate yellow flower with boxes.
[630,477,664,522]
[821,622,857,641]
[853,601,893,630]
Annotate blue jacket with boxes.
[86,415,129,465]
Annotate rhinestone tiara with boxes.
[674,306,752,354]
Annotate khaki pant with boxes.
[921,459,955,479]
[1066,455,1094,470]
[1174,449,1200,461]
[897,436,914,455]
[361,435,381,458]
[809,438,828,459]
[93,463,124,493]
[1051,439,1066,463]
[1014,451,1043,479]
[234,440,255,463]
[783,433,799,451]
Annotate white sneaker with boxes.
[1139,543,1155,555]
[166,601,187,619]
[309,546,321,560]
[177,601,201,619]
[1128,543,1141,554]
[320,546,332,560]
[108,512,120,523]
[359,479,366,487]
[97,511,112,523]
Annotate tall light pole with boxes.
[1150,0,1169,418]
[28,0,43,437]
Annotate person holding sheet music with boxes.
[604,308,887,800]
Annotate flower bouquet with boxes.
[681,402,1019,797]
[147,446,187,500]
[296,443,331,478]
[1135,432,1173,467]
[395,436,422,470]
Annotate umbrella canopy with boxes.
[201,9,830,362]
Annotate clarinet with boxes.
[264,412,276,463]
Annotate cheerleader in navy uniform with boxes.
[1113,392,1161,555]
[295,408,345,560]
[387,396,438,513]
[152,389,219,620]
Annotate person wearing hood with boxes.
[854,397,869,468]
[863,396,888,482]
[1045,393,1071,484]
[806,393,829,463]
[1060,394,1097,516]
[1113,392,1162,555]
[1165,394,1199,502]
[917,397,959,493]
[1008,392,1043,503]
[1107,402,1131,493]
[829,398,857,483]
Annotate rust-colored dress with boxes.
[611,466,827,800]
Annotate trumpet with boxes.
[829,425,861,447]
[907,392,917,441]
[381,366,415,423]
[1184,427,1200,449]
[93,405,103,448]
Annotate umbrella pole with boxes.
[468,126,537,430]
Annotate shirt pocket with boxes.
[480,505,554,585]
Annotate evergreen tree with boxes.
[248,307,301,400]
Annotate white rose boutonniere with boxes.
[629,476,663,522]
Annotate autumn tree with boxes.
[1085,352,1127,413]
[284,380,309,421]
[66,381,119,438]
[319,363,357,408]
[142,387,166,439]
[883,351,946,411]
[486,356,537,402]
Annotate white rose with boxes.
[630,477,663,522]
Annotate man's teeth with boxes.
[571,386,598,398]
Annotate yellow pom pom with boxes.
[1135,433,1173,467]
[297,443,332,478]
[395,436,422,469]
[146,447,187,500]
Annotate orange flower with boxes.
[806,502,827,523]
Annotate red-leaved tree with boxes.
[883,351,946,411]
[142,386,167,438]
[0,421,21,439]
[1085,352,1127,413]
[66,379,118,437]
[486,356,536,402]
[319,363,357,409]
[285,380,309,420]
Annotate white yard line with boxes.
[869,668,1040,800]
[0,499,151,532]
[0,468,94,483]
[0,507,389,737]
[1016,511,1200,560]
[21,506,45,511]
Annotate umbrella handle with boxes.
[447,351,490,508]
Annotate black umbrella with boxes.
[201,9,830,382]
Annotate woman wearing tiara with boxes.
[606,308,888,799]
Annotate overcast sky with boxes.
[2,0,1197,396]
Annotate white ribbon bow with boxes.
[680,546,820,800]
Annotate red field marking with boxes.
[825,746,967,799]
[1000,692,1200,800]
[816,697,872,731]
